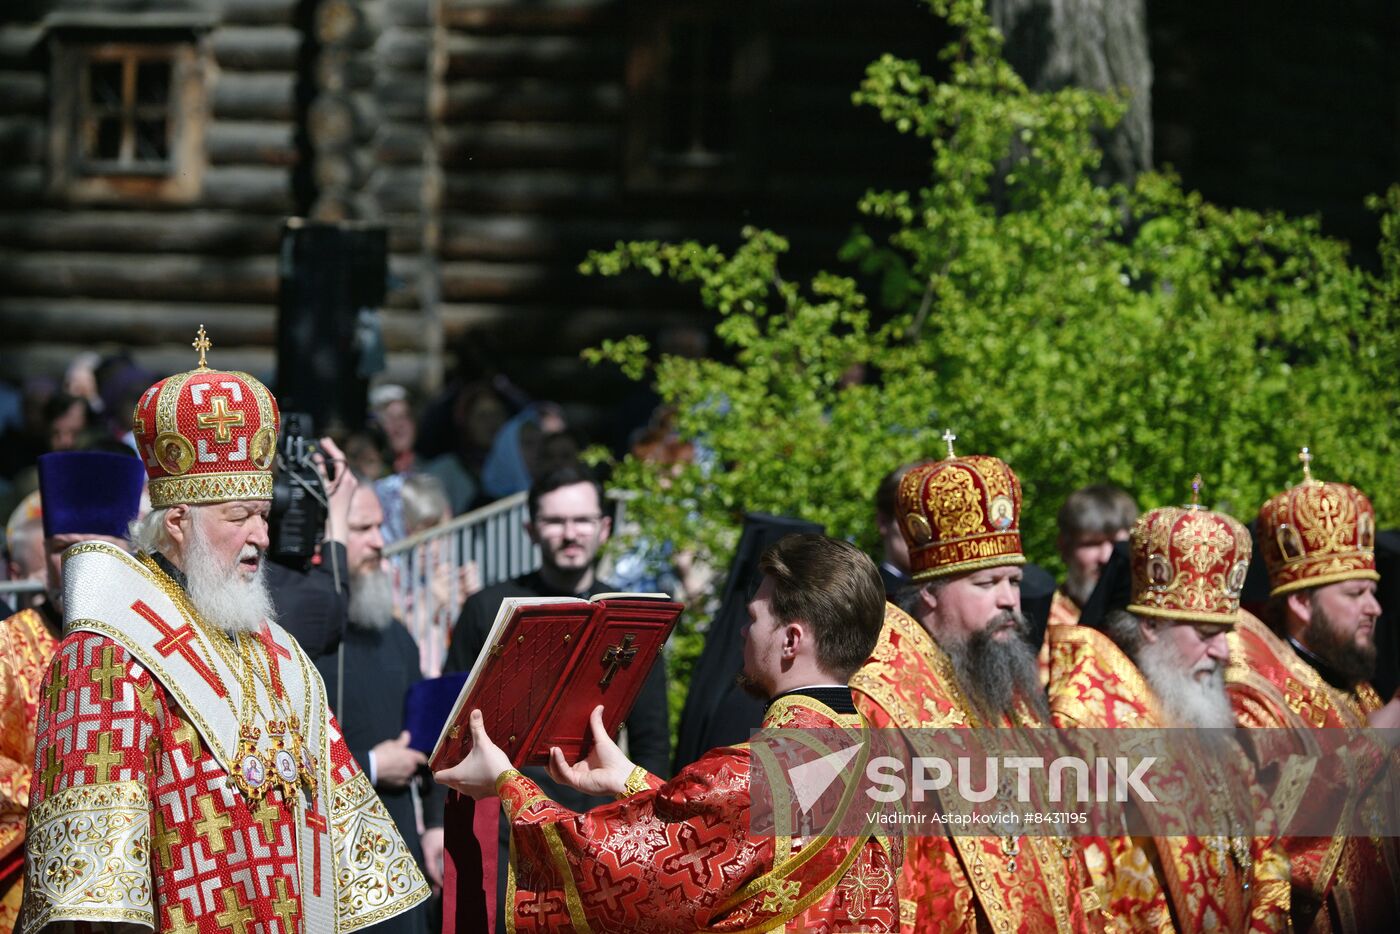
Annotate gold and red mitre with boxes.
[896,432,1025,581]
[1256,446,1378,597]
[133,326,280,508]
[1125,481,1251,625]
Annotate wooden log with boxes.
[0,116,43,164]
[439,215,749,261]
[316,49,376,92]
[313,150,373,190]
[0,250,280,302]
[439,123,614,170]
[442,170,617,212]
[211,27,301,71]
[206,121,298,166]
[445,35,621,80]
[308,92,378,149]
[0,167,44,207]
[0,299,278,345]
[201,165,294,212]
[375,71,430,121]
[438,259,655,303]
[376,30,432,72]
[440,301,696,339]
[0,342,278,383]
[369,167,427,213]
[211,72,297,120]
[223,0,298,26]
[0,210,283,254]
[440,0,618,34]
[0,28,42,69]
[441,79,622,122]
[317,0,378,49]
[0,71,46,117]
[374,124,431,165]
[384,0,433,29]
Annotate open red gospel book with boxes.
[428,593,683,771]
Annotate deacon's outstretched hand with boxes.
[433,710,513,799]
[546,704,638,797]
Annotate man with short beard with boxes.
[1225,450,1400,932]
[850,440,1104,933]
[1048,496,1290,931]
[20,335,428,934]
[315,484,444,934]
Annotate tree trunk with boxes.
[991,0,1152,181]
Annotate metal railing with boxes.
[384,491,537,677]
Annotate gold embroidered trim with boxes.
[495,768,524,797]
[617,765,650,800]
[541,823,594,934]
[149,471,273,508]
[333,770,430,932]
[20,780,154,934]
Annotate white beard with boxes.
[183,515,277,634]
[348,568,396,631]
[1137,637,1235,729]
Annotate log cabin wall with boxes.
[0,0,306,382]
[433,0,940,437]
[0,0,436,396]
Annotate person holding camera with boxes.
[264,435,358,660]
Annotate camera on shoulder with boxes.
[270,412,331,562]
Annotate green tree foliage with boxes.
[582,0,1400,709]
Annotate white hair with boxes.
[129,507,175,555]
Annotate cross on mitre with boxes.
[192,325,212,369]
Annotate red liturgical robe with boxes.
[495,690,901,932]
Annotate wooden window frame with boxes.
[48,34,209,203]
[624,0,768,194]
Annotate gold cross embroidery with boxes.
[90,645,124,701]
[39,744,63,796]
[759,877,803,915]
[198,396,245,444]
[84,732,123,783]
[214,888,254,934]
[166,902,199,934]
[44,668,68,716]
[153,809,183,869]
[253,800,280,842]
[196,793,233,854]
[272,878,298,934]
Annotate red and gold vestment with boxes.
[1048,623,1291,933]
[494,690,900,932]
[1226,612,1400,933]
[0,607,60,934]
[19,543,428,934]
[851,604,1105,933]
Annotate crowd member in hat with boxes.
[850,432,1104,933]
[19,329,427,934]
[1225,448,1400,932]
[0,451,144,934]
[1047,481,1291,932]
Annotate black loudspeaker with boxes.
[276,219,388,434]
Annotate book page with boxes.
[589,592,671,602]
[430,595,585,761]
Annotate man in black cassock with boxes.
[317,482,443,934]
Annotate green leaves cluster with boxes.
[582,0,1400,703]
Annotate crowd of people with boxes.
[1,331,1398,934]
